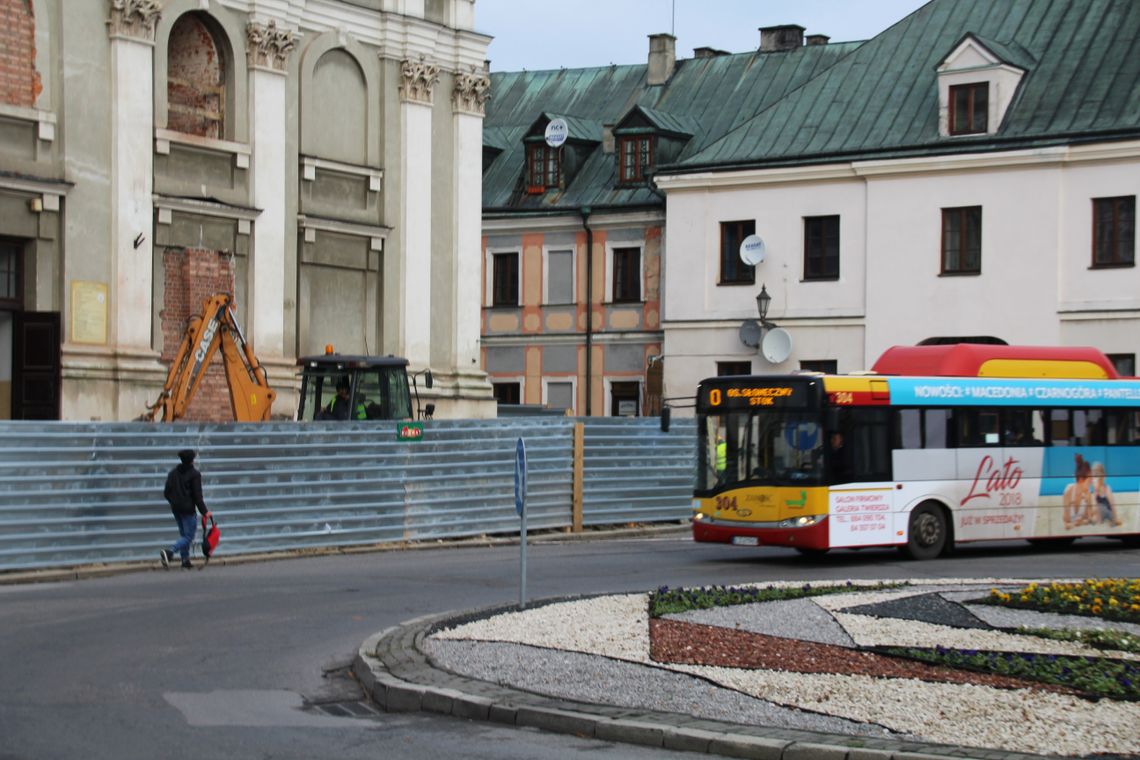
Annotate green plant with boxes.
[1014,626,1140,654]
[979,579,1140,623]
[884,646,1140,701]
[648,581,903,618]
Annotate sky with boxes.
[475,0,932,72]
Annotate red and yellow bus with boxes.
[691,344,1140,558]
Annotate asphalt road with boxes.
[1,533,1137,760]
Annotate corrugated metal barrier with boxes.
[0,417,696,572]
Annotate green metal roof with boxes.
[674,0,1140,172]
[482,42,861,211]
[483,0,1140,206]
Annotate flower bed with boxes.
[980,578,1140,622]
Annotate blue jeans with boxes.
[169,513,198,561]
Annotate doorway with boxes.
[0,239,60,420]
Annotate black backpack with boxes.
[164,467,192,511]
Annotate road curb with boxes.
[353,604,1052,760]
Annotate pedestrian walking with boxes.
[161,449,210,569]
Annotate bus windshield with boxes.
[698,409,825,493]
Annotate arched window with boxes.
[167,13,226,138]
[311,49,367,164]
[0,0,40,107]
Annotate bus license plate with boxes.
[732,536,759,546]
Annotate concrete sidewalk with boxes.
[351,604,1049,760]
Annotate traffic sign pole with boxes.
[515,438,527,609]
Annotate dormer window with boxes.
[949,83,988,135]
[527,144,560,194]
[936,34,1030,138]
[618,135,654,184]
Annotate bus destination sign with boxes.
[703,382,808,409]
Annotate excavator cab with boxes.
[296,354,425,422]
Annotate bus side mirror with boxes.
[660,406,671,433]
[425,369,433,389]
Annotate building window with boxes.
[526,144,560,193]
[949,82,987,135]
[618,136,654,184]
[610,381,640,417]
[941,206,982,274]
[800,359,837,374]
[612,247,641,303]
[719,220,755,285]
[1092,196,1135,268]
[167,13,227,139]
[545,381,574,412]
[491,252,519,307]
[717,361,752,376]
[492,382,520,405]
[545,249,574,304]
[0,241,20,308]
[803,215,840,280]
[1108,353,1135,377]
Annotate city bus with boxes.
[690,344,1140,559]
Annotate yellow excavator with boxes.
[143,293,276,422]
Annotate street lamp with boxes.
[756,283,771,325]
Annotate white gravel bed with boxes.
[664,665,1140,757]
[668,598,856,647]
[423,638,908,739]
[433,594,651,663]
[833,611,1140,659]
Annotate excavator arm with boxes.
[143,293,276,422]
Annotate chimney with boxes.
[602,124,615,154]
[647,33,676,85]
[693,46,730,59]
[759,24,804,52]
[805,34,830,46]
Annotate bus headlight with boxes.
[779,515,822,528]
[692,512,706,522]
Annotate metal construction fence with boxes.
[0,417,696,572]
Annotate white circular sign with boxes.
[544,118,568,148]
[761,327,793,364]
[739,235,766,266]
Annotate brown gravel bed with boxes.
[650,618,1080,695]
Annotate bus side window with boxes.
[1002,409,1038,446]
[924,409,949,448]
[1049,409,1071,446]
[1106,410,1138,445]
[897,409,922,449]
[848,408,892,481]
[1072,409,1106,446]
[954,409,1000,447]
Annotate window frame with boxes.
[941,205,982,275]
[606,378,642,417]
[542,247,576,305]
[948,82,988,136]
[489,250,520,308]
[717,361,752,377]
[1091,195,1135,268]
[719,219,756,286]
[610,245,642,304]
[166,12,228,140]
[526,143,560,194]
[492,380,522,406]
[803,215,840,281]
[0,239,22,310]
[542,377,577,414]
[617,134,654,185]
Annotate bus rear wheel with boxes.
[903,503,948,560]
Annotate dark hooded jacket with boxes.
[164,462,208,516]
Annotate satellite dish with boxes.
[761,327,793,364]
[738,319,762,348]
[739,234,766,266]
[544,118,568,148]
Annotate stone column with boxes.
[246,20,295,359]
[107,0,161,351]
[398,58,438,368]
[450,67,490,372]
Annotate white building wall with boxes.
[659,143,1140,412]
